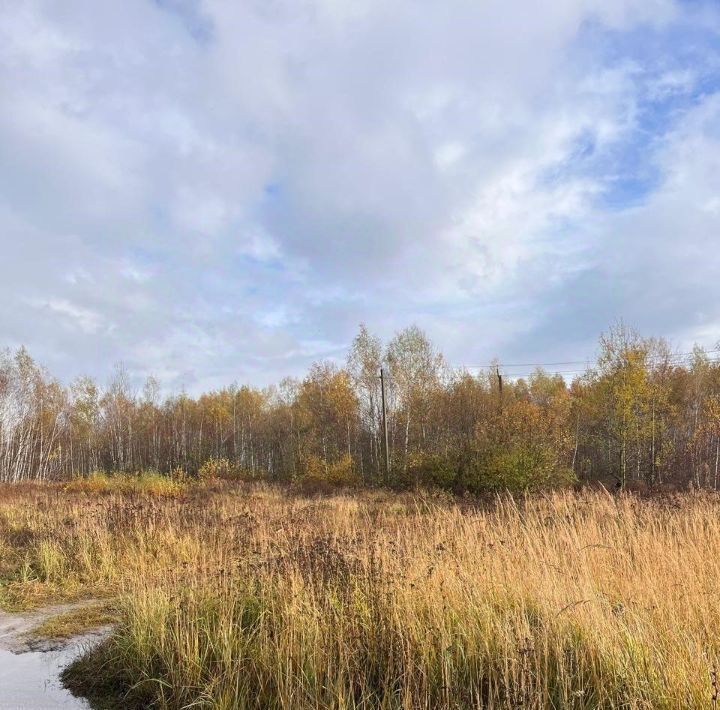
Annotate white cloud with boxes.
[25,298,106,335]
[0,0,718,389]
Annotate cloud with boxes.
[0,0,718,391]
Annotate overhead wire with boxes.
[448,348,720,380]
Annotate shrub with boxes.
[487,445,575,491]
[169,466,188,482]
[396,446,574,494]
[297,453,359,489]
[403,451,458,489]
[459,444,575,493]
[197,457,233,481]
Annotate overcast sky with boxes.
[1,0,719,392]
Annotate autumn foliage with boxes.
[1,323,720,491]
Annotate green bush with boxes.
[403,451,458,489]
[392,445,574,495]
[459,444,575,493]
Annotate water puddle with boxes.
[0,603,109,709]
[0,641,91,709]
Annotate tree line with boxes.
[2,323,720,491]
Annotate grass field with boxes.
[1,478,719,708]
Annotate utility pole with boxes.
[496,365,503,409]
[380,368,390,479]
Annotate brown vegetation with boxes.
[1,481,720,707]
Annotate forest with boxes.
[2,322,720,491]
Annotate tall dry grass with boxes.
[1,482,719,708]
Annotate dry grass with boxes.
[29,600,118,639]
[1,482,719,708]
[63,470,186,497]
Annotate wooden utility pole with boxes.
[496,365,503,408]
[380,368,390,479]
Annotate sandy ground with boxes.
[0,602,111,709]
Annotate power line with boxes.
[446,353,720,382]
[459,360,589,369]
[453,348,720,372]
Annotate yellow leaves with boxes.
[702,395,720,435]
[295,363,359,463]
[298,453,359,487]
[197,457,252,481]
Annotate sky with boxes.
[1,0,720,393]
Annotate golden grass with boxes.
[1,482,720,708]
[63,470,186,497]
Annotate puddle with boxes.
[0,641,91,709]
[0,603,110,709]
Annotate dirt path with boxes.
[0,602,111,709]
